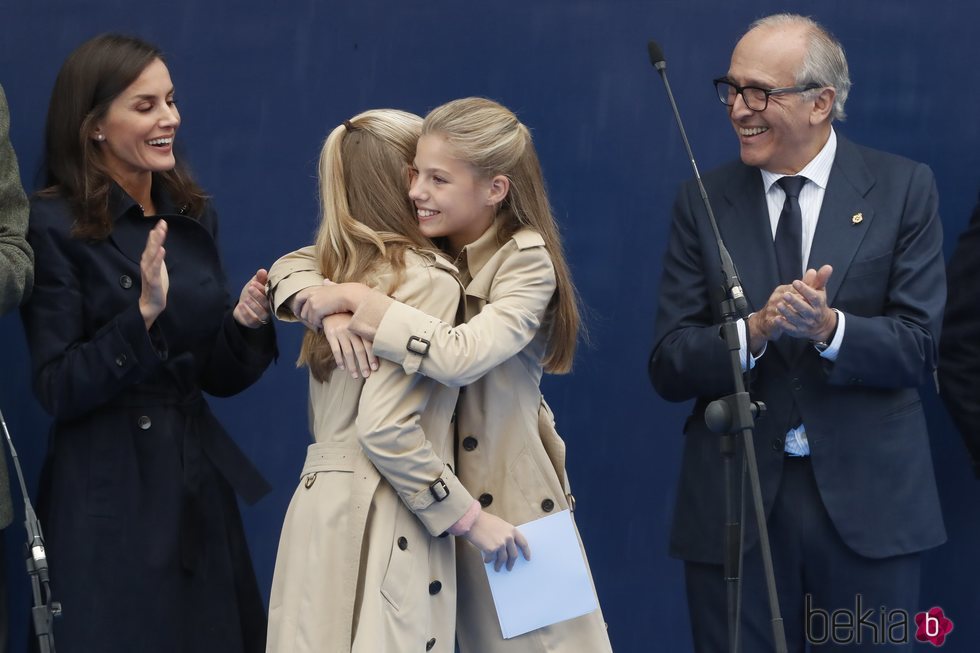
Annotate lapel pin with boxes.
[852,213,864,225]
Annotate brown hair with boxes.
[422,97,582,373]
[40,33,206,238]
[299,109,437,380]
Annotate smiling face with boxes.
[726,23,832,174]
[93,58,180,190]
[408,133,503,254]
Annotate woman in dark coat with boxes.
[20,34,275,653]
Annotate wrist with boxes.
[341,282,370,312]
[448,500,482,536]
[815,309,839,345]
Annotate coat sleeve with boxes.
[267,245,323,320]
[822,163,945,389]
[648,180,740,402]
[939,191,980,476]
[197,204,276,397]
[0,84,32,314]
[355,258,475,536]
[21,203,168,420]
[350,243,556,387]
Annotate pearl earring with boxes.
[95,134,105,141]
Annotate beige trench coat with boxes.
[268,223,613,652]
[266,250,474,653]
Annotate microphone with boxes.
[647,40,748,318]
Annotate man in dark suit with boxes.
[1,81,34,653]
[939,193,980,476]
[649,13,945,652]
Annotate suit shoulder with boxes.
[684,159,752,196]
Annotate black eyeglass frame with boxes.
[712,78,823,111]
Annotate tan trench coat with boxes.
[266,250,474,653]
[269,223,613,652]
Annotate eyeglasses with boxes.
[713,78,823,112]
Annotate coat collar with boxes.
[107,182,198,269]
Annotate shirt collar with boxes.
[761,127,837,193]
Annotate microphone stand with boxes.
[647,41,787,653]
[0,407,60,652]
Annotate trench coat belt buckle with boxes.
[429,478,450,502]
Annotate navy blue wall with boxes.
[1,1,977,650]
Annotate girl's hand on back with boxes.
[322,312,378,379]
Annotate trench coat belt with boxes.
[109,388,271,571]
[176,393,271,571]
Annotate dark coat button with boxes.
[791,377,802,391]
[397,536,408,550]
[426,638,436,651]
[118,274,133,289]
[771,438,783,451]
[541,498,555,512]
[462,436,478,451]
[115,354,128,367]
[138,415,151,430]
[479,493,493,508]
[438,531,448,538]
[429,580,442,595]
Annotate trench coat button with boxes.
[304,473,316,489]
[478,493,493,508]
[397,536,408,551]
[771,438,783,451]
[115,353,128,367]
[791,377,803,391]
[438,531,448,538]
[118,274,133,289]
[426,638,436,651]
[541,498,555,512]
[137,415,151,430]
[462,436,478,451]
[428,580,442,595]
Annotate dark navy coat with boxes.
[22,185,275,653]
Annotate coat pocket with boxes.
[380,499,427,612]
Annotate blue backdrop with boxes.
[1,1,978,651]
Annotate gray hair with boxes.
[749,13,851,121]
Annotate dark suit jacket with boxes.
[939,192,980,476]
[649,134,946,564]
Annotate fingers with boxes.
[233,272,272,328]
[814,264,833,290]
[515,530,531,562]
[504,537,519,571]
[363,339,378,373]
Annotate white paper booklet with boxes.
[483,509,599,638]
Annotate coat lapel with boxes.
[806,136,875,308]
[719,164,777,315]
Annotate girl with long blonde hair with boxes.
[266,108,527,653]
[269,98,612,652]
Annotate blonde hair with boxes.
[422,97,581,373]
[299,109,434,380]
